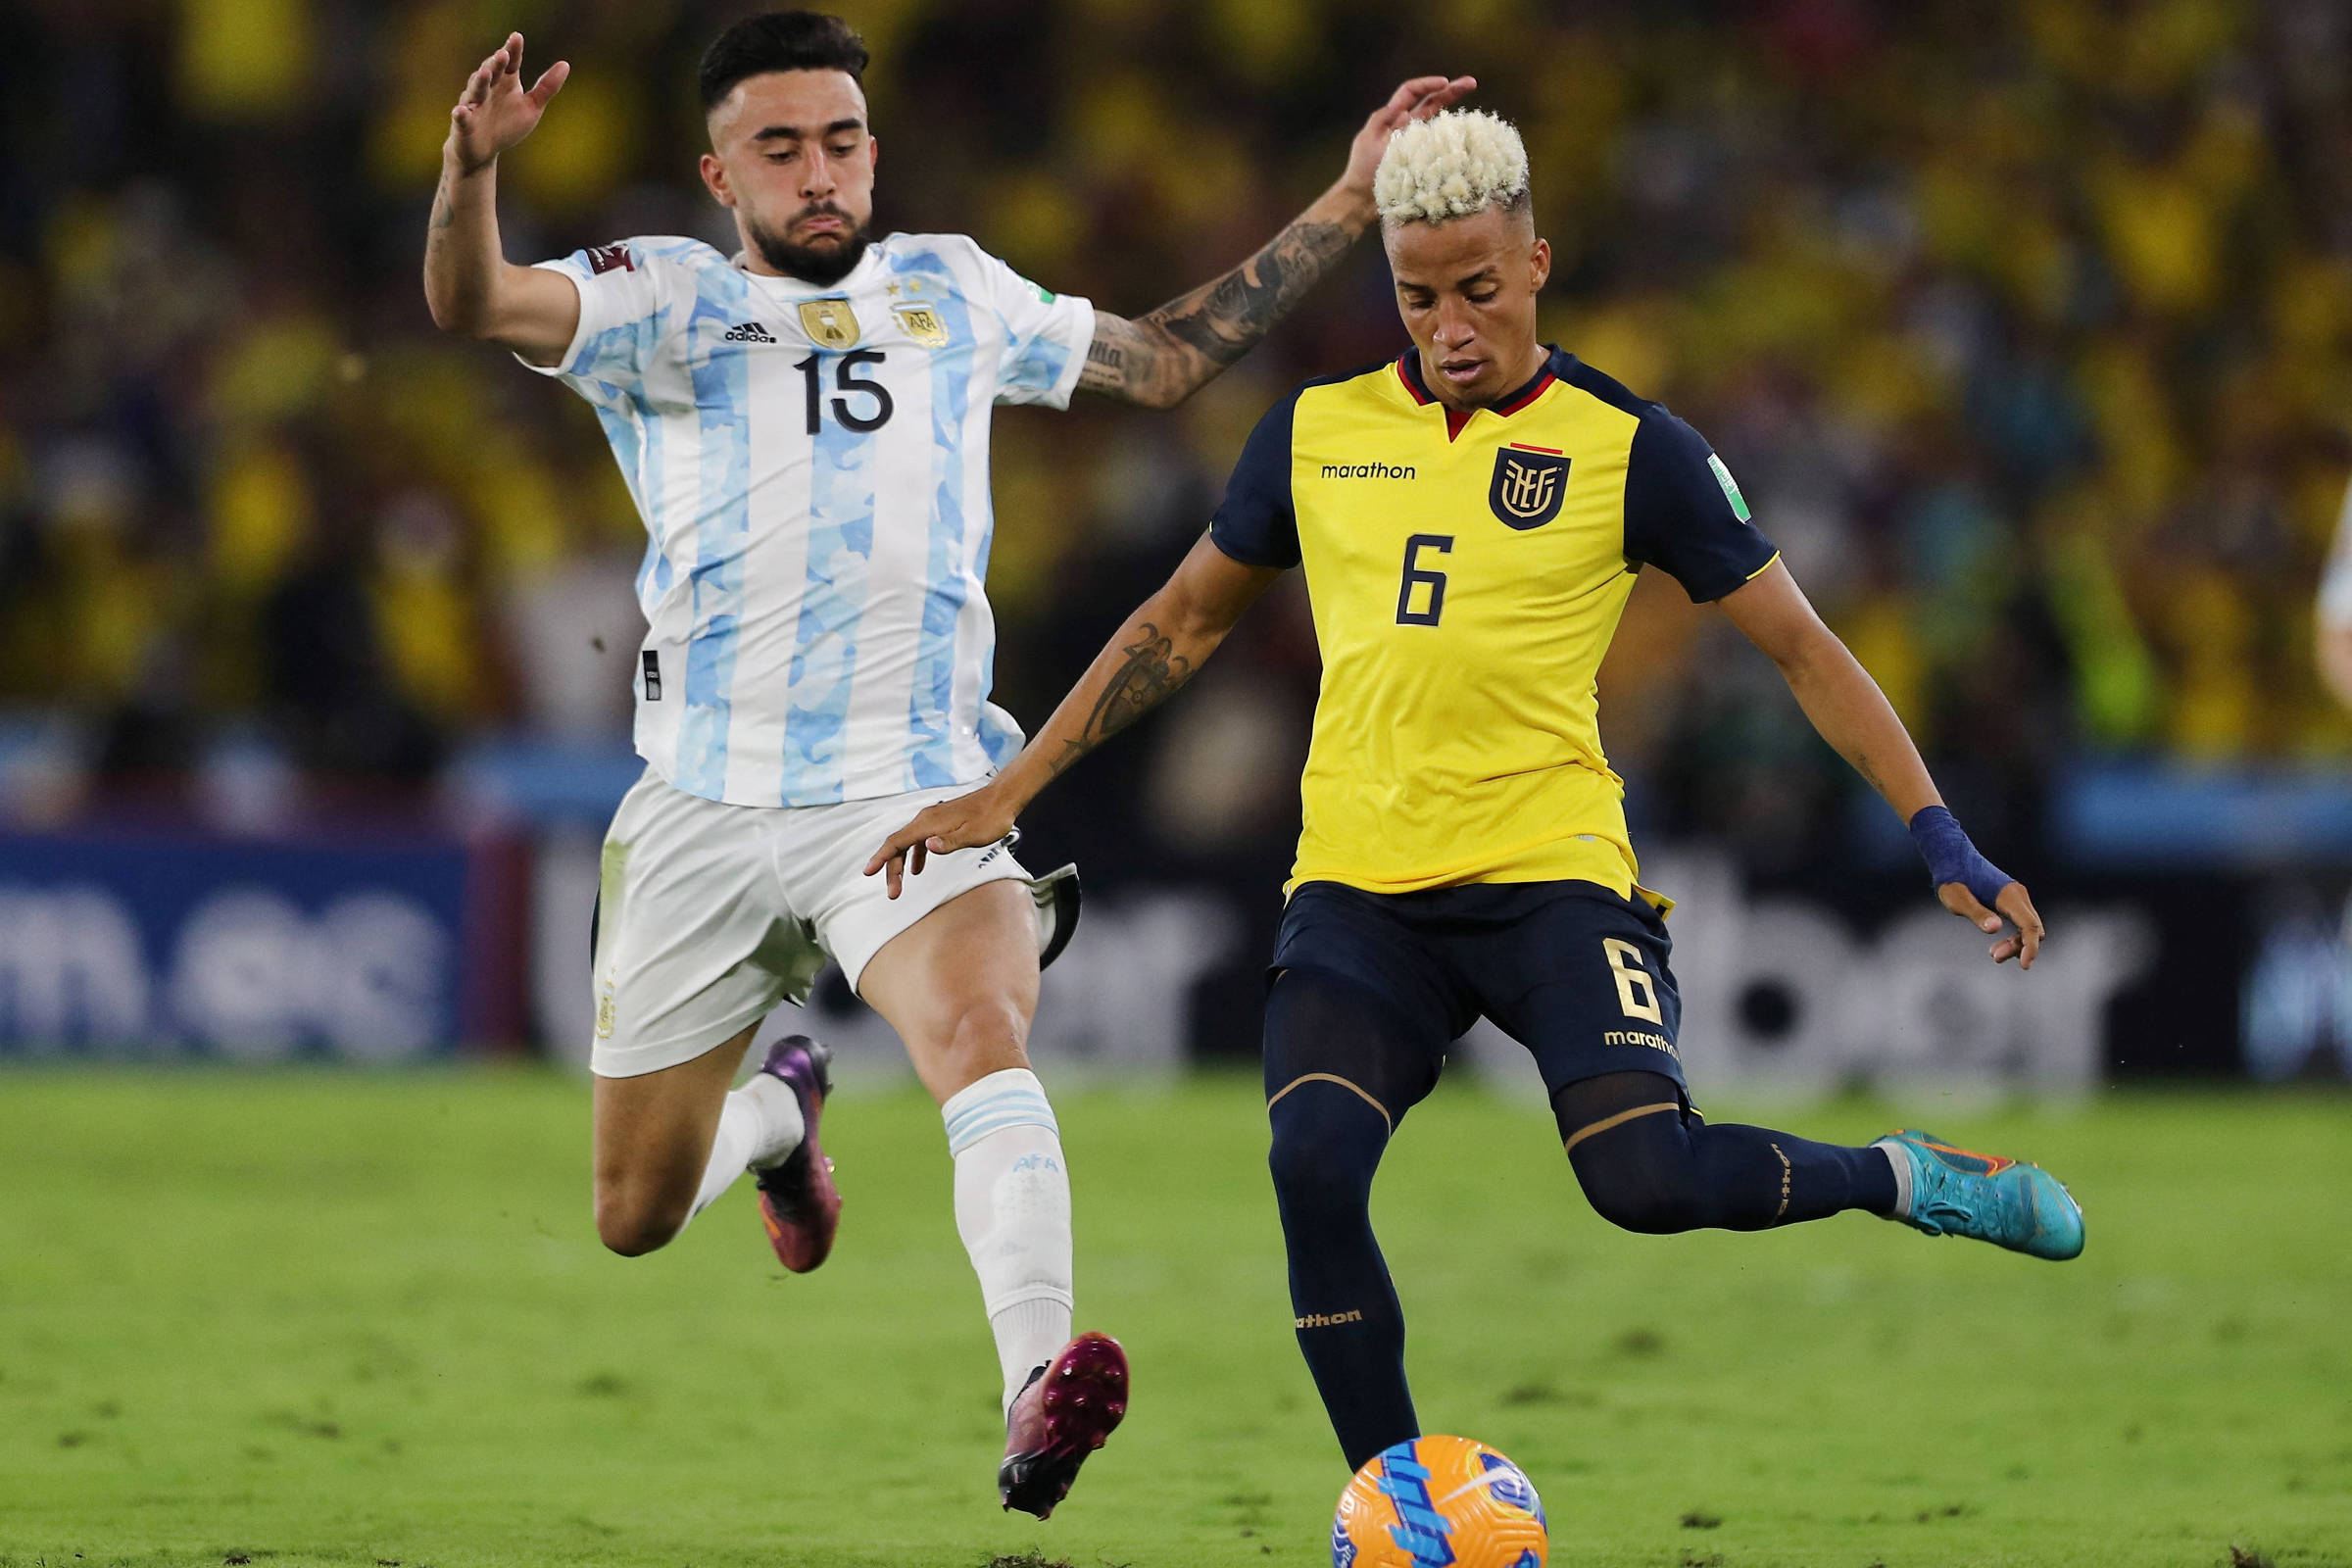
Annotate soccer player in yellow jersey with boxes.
[870,110,2084,1468]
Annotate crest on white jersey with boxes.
[799,298,860,348]
[893,305,950,348]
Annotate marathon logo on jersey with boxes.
[723,320,779,344]
[1603,1027,1678,1058]
[1489,444,1571,530]
[798,298,860,349]
[893,305,950,348]
[1321,462,1417,480]
[584,242,635,275]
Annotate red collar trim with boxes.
[1398,350,1560,438]
[1494,367,1557,416]
[1396,353,1435,406]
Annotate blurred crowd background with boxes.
[5,0,2351,895]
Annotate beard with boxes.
[747,205,872,285]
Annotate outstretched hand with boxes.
[448,31,568,173]
[1937,879,2045,969]
[1339,75,1480,204]
[863,784,1019,900]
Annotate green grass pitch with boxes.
[2,1069,2347,1568]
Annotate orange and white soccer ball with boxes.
[1332,1434,1547,1567]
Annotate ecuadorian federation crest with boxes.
[892,305,950,348]
[1489,444,1572,529]
[797,298,860,349]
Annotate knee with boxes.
[594,1181,687,1257]
[1574,1162,1705,1236]
[1267,1098,1383,1218]
[928,995,1032,1089]
[952,994,1028,1054]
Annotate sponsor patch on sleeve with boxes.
[585,242,636,275]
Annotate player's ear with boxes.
[699,151,736,209]
[1528,236,1551,292]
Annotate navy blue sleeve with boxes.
[1623,411,1779,603]
[1208,391,1301,569]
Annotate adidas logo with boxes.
[723,320,778,344]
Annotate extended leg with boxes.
[1264,966,1442,1471]
[1555,1070,1897,1234]
[859,878,1123,1517]
[860,879,1068,1401]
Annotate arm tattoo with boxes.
[1082,214,1355,406]
[1050,622,1196,778]
[1151,216,1352,368]
[1853,753,1886,795]
[1077,315,1152,398]
[429,175,456,230]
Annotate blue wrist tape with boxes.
[1907,806,2015,909]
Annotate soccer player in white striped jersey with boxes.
[422,10,1472,1515]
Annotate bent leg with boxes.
[593,1022,767,1254]
[1264,966,1446,1470]
[587,771,811,1256]
[860,880,1070,1408]
[1555,1070,1896,1234]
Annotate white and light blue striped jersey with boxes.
[523,231,1094,807]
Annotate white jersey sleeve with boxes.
[958,241,1094,409]
[2323,475,2352,629]
[516,238,700,401]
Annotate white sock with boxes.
[943,1068,1075,1412]
[689,1073,806,1222]
[1876,1141,1913,1218]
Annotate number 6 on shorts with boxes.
[1602,937,1663,1024]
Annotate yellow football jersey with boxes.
[1209,347,1778,898]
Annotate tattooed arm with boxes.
[1076,74,1475,409]
[866,534,1284,895]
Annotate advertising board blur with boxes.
[534,837,2330,1092]
[0,832,524,1060]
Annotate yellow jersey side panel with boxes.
[1284,368,1648,897]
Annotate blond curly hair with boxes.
[1373,109,1531,225]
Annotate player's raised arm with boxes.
[1716,560,2045,968]
[421,32,581,365]
[865,534,1282,896]
[1076,74,1476,409]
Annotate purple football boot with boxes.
[753,1035,841,1273]
[999,1331,1129,1518]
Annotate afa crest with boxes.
[892,305,951,348]
[797,298,860,349]
[1489,445,1571,529]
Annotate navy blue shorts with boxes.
[1267,878,1688,1110]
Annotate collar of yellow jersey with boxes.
[1396,345,1571,437]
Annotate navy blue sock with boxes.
[1268,1080,1415,1470]
[1263,966,1447,1470]
[1555,1071,1896,1232]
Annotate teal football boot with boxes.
[1873,1129,2084,1260]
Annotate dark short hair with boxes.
[698,12,869,111]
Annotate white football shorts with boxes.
[587,768,1063,1078]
